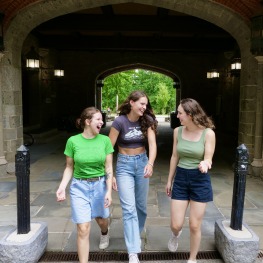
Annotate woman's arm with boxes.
[198,128,216,173]
[56,156,74,201]
[166,127,179,196]
[104,153,113,207]
[144,127,157,178]
[108,127,119,191]
[108,127,119,147]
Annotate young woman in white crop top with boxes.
[109,90,158,263]
[166,98,216,263]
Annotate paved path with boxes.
[0,122,263,262]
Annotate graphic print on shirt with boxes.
[125,127,143,140]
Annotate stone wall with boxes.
[0,0,259,174]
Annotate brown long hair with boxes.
[76,107,100,130]
[180,98,215,129]
[118,90,158,137]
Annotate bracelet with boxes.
[148,162,154,167]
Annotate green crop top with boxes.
[177,126,208,169]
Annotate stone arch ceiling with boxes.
[0,0,262,31]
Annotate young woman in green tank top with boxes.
[166,98,216,263]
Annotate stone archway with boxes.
[0,0,257,173]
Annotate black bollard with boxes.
[230,144,249,230]
[15,145,31,234]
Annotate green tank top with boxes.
[177,126,208,169]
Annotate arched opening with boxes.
[1,0,254,170]
[1,0,262,257]
[18,2,241,159]
[96,64,179,113]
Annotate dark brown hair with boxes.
[76,107,100,130]
[180,98,215,129]
[118,90,158,137]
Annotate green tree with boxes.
[154,83,170,114]
[102,69,176,114]
[102,72,133,112]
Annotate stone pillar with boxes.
[0,51,8,177]
[251,56,263,178]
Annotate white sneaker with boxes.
[129,253,140,263]
[168,230,182,252]
[99,233,109,249]
[187,260,197,263]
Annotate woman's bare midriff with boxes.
[118,146,146,155]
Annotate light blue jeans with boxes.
[116,152,149,254]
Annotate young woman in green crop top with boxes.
[166,98,216,263]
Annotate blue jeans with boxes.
[116,152,149,254]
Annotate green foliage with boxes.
[102,69,176,114]
[154,83,170,115]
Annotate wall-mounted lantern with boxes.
[26,46,40,69]
[207,69,219,79]
[251,15,263,56]
[54,69,64,77]
[231,58,241,76]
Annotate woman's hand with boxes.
[104,191,112,208]
[166,181,172,197]
[198,160,211,173]
[144,163,153,178]
[112,176,118,191]
[56,187,66,202]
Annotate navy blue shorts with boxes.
[171,166,213,202]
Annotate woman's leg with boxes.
[95,217,108,233]
[188,201,207,261]
[117,172,141,254]
[77,222,91,263]
[134,159,149,233]
[135,176,148,233]
[92,179,110,249]
[168,199,189,252]
[170,199,189,234]
[95,217,110,249]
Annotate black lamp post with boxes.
[0,13,4,51]
[251,15,263,56]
